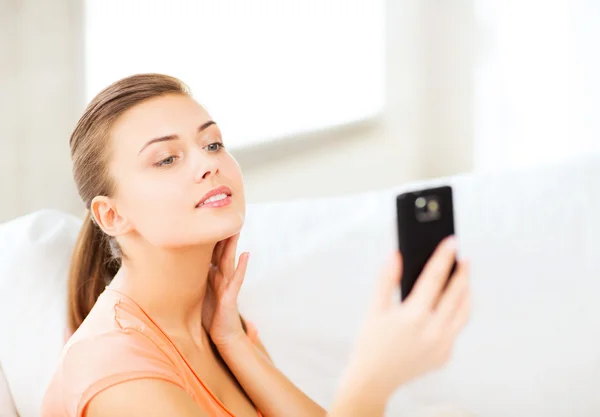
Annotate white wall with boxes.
[0,0,84,222]
[238,0,475,203]
[474,0,600,171]
[0,0,474,222]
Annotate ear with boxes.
[90,196,133,237]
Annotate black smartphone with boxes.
[396,185,456,301]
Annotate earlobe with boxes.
[90,196,131,237]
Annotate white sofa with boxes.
[1,153,599,417]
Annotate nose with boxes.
[193,151,219,183]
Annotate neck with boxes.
[109,241,215,339]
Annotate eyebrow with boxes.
[138,120,216,155]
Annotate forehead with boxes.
[111,94,211,148]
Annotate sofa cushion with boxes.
[0,364,18,417]
[1,153,600,417]
[0,209,81,417]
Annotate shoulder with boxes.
[45,330,185,417]
[43,292,185,417]
[85,378,206,417]
[63,327,181,383]
[62,291,180,379]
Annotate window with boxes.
[474,0,600,170]
[85,0,386,149]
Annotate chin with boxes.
[194,212,245,244]
[144,216,244,250]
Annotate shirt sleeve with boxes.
[57,329,186,417]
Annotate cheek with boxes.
[117,157,246,247]
[223,157,245,200]
[120,173,189,230]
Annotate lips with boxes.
[195,185,232,208]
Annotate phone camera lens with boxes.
[428,200,439,213]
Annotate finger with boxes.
[371,251,403,313]
[449,283,471,338]
[207,264,217,282]
[208,265,225,292]
[431,259,469,328]
[409,236,457,310]
[226,252,249,301]
[212,240,226,265]
[221,233,241,277]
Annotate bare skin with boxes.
[85,94,471,417]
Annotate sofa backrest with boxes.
[1,153,599,416]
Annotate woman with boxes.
[42,74,471,417]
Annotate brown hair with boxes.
[67,74,192,333]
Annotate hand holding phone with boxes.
[336,238,471,412]
[330,185,471,415]
[396,186,457,300]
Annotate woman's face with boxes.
[107,93,245,248]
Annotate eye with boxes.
[155,156,178,167]
[205,142,224,152]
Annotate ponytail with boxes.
[67,211,120,333]
[67,74,195,334]
[66,211,249,351]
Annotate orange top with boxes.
[42,288,262,417]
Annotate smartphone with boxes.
[396,185,456,300]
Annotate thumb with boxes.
[372,251,403,312]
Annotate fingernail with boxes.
[445,235,456,249]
